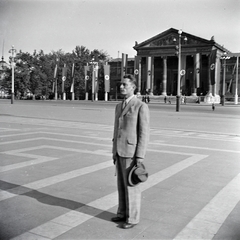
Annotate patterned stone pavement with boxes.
[0,101,240,240]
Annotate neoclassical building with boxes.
[133,28,232,102]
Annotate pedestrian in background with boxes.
[112,74,150,229]
[212,102,215,111]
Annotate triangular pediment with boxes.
[134,28,213,49]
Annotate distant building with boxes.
[0,56,9,73]
[108,57,134,100]
[109,28,239,103]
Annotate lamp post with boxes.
[173,30,187,111]
[8,45,16,104]
[221,52,230,106]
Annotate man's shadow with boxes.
[0,179,116,222]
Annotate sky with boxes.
[0,0,240,61]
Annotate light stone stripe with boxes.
[150,143,240,154]
[0,128,19,132]
[0,132,110,144]
[0,138,43,145]
[0,137,111,148]
[1,145,112,173]
[174,173,240,240]
[0,118,113,131]
[0,132,43,138]
[1,136,238,175]
[0,146,194,202]
[2,135,239,156]
[40,131,111,141]
[1,117,239,142]
[11,232,51,240]
[0,155,57,172]
[12,154,207,240]
[140,154,208,192]
[1,140,197,174]
[0,160,112,202]
[40,131,240,143]
[151,132,240,142]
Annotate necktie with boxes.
[122,100,127,110]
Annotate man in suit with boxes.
[112,74,150,229]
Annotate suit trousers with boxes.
[116,155,141,224]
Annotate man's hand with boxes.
[136,157,143,164]
[113,154,117,165]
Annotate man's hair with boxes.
[123,74,137,87]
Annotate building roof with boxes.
[109,57,135,62]
[133,28,231,53]
[0,57,10,70]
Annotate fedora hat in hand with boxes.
[128,163,148,186]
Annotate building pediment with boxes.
[134,28,228,53]
[149,33,206,47]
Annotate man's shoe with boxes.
[122,223,136,229]
[111,217,126,222]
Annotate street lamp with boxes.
[220,52,230,106]
[174,30,187,112]
[8,45,17,104]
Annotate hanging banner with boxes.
[70,63,75,93]
[62,64,67,93]
[134,55,140,81]
[210,49,217,85]
[52,81,55,93]
[104,64,110,92]
[94,65,99,93]
[195,53,201,88]
[62,65,67,79]
[121,53,128,79]
[53,64,58,79]
[146,56,152,90]
[134,56,140,75]
[84,65,90,92]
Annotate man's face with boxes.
[120,78,135,98]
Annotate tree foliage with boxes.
[1,46,110,100]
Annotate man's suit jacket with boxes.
[112,96,150,159]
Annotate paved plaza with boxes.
[0,99,240,240]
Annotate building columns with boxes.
[135,56,142,95]
[146,56,154,94]
[181,55,186,95]
[192,54,198,96]
[162,56,167,95]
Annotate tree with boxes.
[1,46,110,100]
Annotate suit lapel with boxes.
[121,97,136,116]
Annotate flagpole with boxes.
[104,62,110,101]
[54,57,59,100]
[176,30,182,112]
[95,63,98,101]
[9,45,16,104]
[234,56,239,104]
[71,82,75,101]
[70,62,75,101]
[220,52,230,106]
[84,64,89,100]
[62,63,66,100]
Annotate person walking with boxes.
[112,74,150,229]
